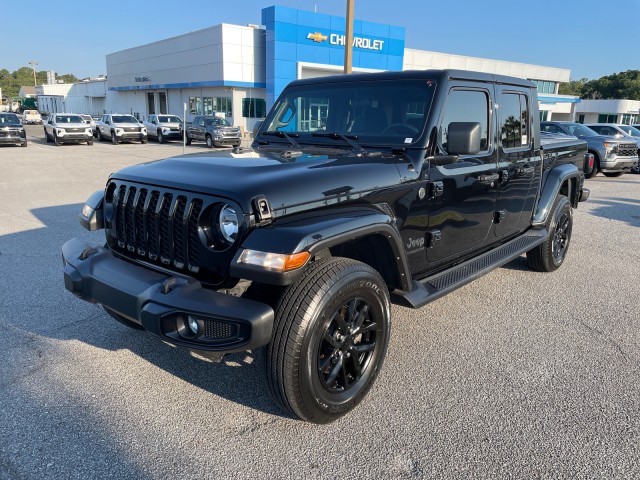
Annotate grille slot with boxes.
[203,320,234,340]
[107,182,206,273]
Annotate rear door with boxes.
[493,86,539,238]
[426,84,498,263]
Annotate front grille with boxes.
[66,127,85,133]
[617,144,638,157]
[124,127,140,132]
[108,182,204,274]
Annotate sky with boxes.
[4,0,639,81]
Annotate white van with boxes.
[22,110,42,125]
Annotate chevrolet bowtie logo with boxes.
[307,32,328,43]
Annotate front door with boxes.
[494,86,539,238]
[426,86,498,264]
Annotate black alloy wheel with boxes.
[266,257,390,424]
[317,297,379,393]
[527,194,572,272]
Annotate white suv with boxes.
[95,114,148,144]
[143,114,183,143]
[44,113,94,145]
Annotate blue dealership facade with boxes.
[104,5,575,132]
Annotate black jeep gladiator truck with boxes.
[62,70,590,424]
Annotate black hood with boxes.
[111,150,406,215]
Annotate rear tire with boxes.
[602,172,624,177]
[527,195,572,272]
[266,257,390,424]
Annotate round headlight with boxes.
[218,204,238,243]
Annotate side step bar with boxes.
[394,229,548,309]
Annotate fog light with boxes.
[187,315,199,334]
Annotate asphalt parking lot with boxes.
[1,125,639,479]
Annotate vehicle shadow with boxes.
[0,203,290,420]
[586,197,640,228]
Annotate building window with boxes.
[189,96,201,115]
[147,93,155,115]
[214,97,233,116]
[577,114,585,124]
[203,97,213,115]
[540,111,549,122]
[159,92,167,114]
[243,98,266,118]
[597,114,617,123]
[621,114,636,125]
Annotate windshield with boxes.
[618,125,640,137]
[112,115,139,123]
[56,115,84,123]
[204,117,231,127]
[261,79,435,146]
[158,116,182,123]
[565,123,598,137]
[0,114,20,124]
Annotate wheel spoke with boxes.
[353,304,369,332]
[325,355,343,386]
[323,332,340,349]
[353,341,375,354]
[359,321,377,334]
[349,349,362,378]
[334,308,350,333]
[319,353,335,372]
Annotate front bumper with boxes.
[600,155,638,172]
[0,135,26,145]
[62,238,274,353]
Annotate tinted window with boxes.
[56,115,83,123]
[500,93,529,149]
[0,114,20,124]
[112,115,138,123]
[439,89,489,153]
[541,124,561,134]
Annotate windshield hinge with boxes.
[252,195,272,223]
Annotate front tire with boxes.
[584,153,599,179]
[185,134,192,145]
[527,194,572,272]
[54,133,61,146]
[205,135,213,148]
[266,257,390,424]
[111,131,118,145]
[158,130,165,143]
[45,128,51,143]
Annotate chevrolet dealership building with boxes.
[105,5,577,133]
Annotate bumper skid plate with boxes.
[62,238,274,353]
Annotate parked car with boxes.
[22,110,42,125]
[95,114,148,144]
[78,114,96,132]
[541,121,638,178]
[0,112,27,147]
[64,69,590,423]
[44,113,94,146]
[185,115,241,148]
[143,114,183,143]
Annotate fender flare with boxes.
[532,163,582,226]
[230,207,412,290]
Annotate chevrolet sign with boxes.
[307,31,385,51]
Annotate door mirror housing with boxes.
[447,122,481,155]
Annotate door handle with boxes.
[517,166,535,176]
[478,173,499,184]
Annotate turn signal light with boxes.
[237,249,310,272]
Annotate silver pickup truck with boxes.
[185,115,241,148]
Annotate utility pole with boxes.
[28,60,38,86]
[343,0,354,74]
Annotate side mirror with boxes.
[447,122,481,155]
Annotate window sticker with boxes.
[404,137,413,143]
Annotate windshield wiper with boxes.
[262,131,301,148]
[312,132,366,153]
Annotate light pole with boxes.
[28,60,38,86]
[343,0,354,74]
